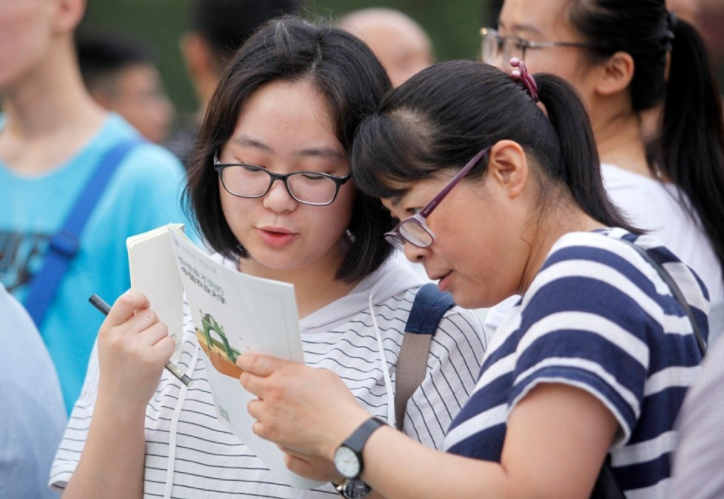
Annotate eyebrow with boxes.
[388,195,404,208]
[232,135,272,153]
[231,134,345,160]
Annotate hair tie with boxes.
[510,58,539,103]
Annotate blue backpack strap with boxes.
[394,283,455,429]
[24,139,142,328]
[404,283,456,334]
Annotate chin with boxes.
[452,295,488,310]
[444,284,491,310]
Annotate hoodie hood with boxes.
[299,252,427,333]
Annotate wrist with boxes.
[332,416,387,482]
[95,389,148,425]
[324,409,371,460]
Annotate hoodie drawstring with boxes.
[368,293,396,427]
[163,343,200,499]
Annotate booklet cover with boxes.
[128,224,322,490]
[127,224,186,362]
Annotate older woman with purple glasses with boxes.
[236,58,708,499]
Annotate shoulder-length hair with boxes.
[185,16,394,283]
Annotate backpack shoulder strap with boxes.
[619,238,707,355]
[24,139,143,328]
[395,283,455,430]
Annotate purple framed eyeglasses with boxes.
[385,146,491,250]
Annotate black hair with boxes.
[188,0,303,74]
[486,0,505,26]
[567,0,724,287]
[352,60,638,235]
[185,16,394,283]
[76,32,154,93]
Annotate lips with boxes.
[434,270,453,292]
[256,226,297,248]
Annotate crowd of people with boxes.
[1,0,723,498]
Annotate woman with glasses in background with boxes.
[50,17,486,499]
[480,0,724,342]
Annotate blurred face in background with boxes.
[0,0,55,92]
[340,9,433,88]
[358,23,433,87]
[91,63,175,143]
[495,0,601,105]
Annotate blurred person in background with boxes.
[670,321,724,499]
[166,0,302,166]
[0,0,195,412]
[338,8,434,88]
[481,0,724,344]
[0,283,66,499]
[77,32,174,144]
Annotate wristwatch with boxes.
[335,478,372,498]
[333,416,386,481]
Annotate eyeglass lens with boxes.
[399,220,434,247]
[220,165,340,205]
[387,218,434,250]
[481,31,524,65]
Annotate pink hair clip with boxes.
[510,57,539,103]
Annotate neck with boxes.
[0,38,106,174]
[238,243,359,319]
[518,200,605,294]
[589,97,651,178]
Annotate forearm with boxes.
[358,384,616,499]
[62,394,146,499]
[360,426,510,499]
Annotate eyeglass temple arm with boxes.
[418,147,490,218]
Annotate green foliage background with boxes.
[82,0,494,118]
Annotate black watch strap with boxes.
[343,417,386,455]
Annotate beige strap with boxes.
[394,332,433,431]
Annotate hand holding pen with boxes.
[90,293,192,387]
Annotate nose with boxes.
[262,178,297,213]
[403,242,430,263]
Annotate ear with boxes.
[181,33,215,82]
[53,0,86,34]
[594,51,635,97]
[486,140,528,199]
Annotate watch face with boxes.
[334,445,361,479]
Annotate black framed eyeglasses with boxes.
[384,147,491,251]
[213,153,351,206]
[480,27,612,65]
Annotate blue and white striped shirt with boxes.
[444,229,708,499]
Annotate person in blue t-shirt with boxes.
[233,60,709,499]
[0,0,196,412]
[0,283,66,499]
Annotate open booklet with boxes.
[126,224,322,489]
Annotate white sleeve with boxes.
[48,340,100,492]
[402,306,488,448]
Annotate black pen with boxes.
[89,294,192,386]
